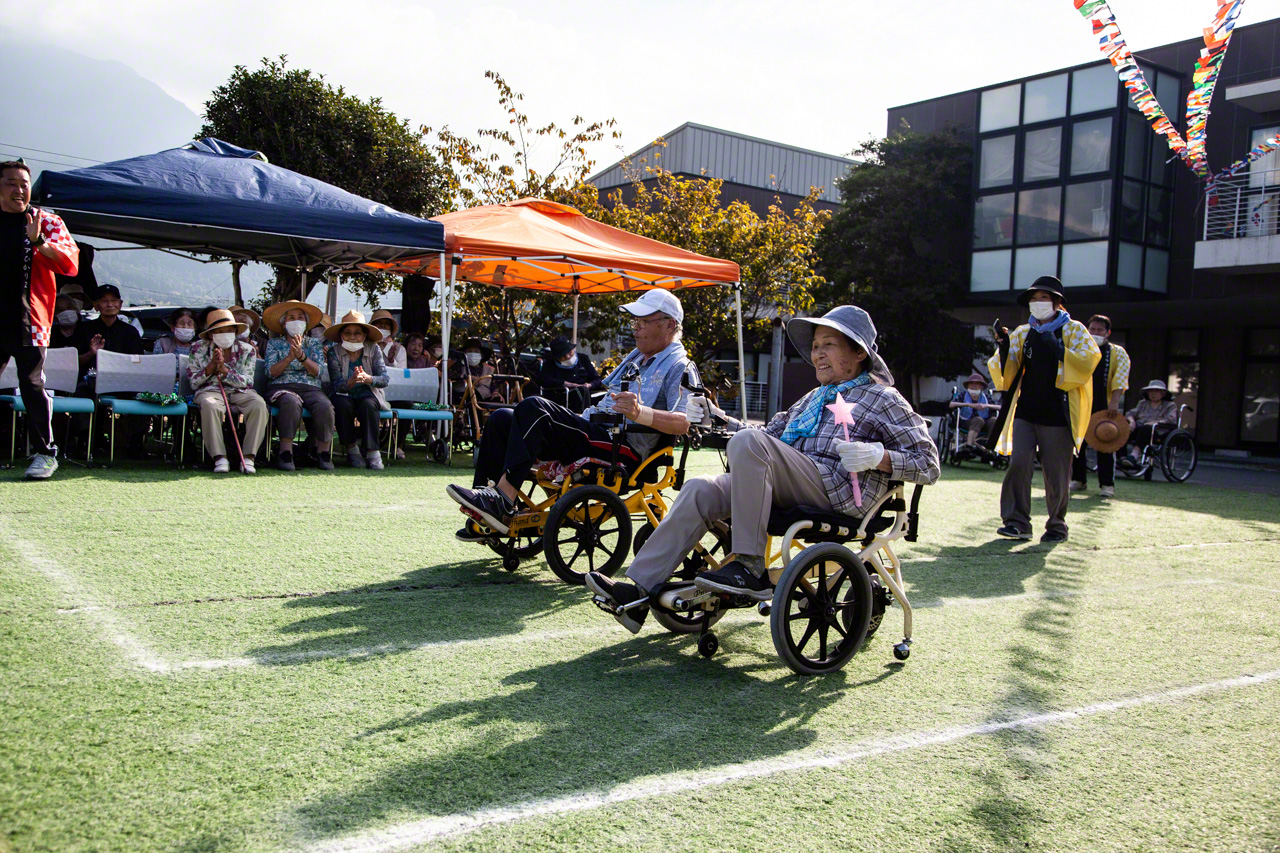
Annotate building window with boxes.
[980,83,1021,132]
[1024,74,1068,123]
[1017,186,1061,243]
[1063,180,1112,240]
[1119,181,1144,240]
[1014,245,1059,285]
[1146,187,1172,246]
[1071,64,1118,114]
[974,192,1015,248]
[1117,241,1143,289]
[979,135,1016,188]
[1240,329,1279,445]
[1022,127,1061,182]
[1070,117,1112,175]
[1145,248,1169,293]
[1061,241,1108,286]
[971,249,1012,291]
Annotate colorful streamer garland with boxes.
[1072,0,1273,191]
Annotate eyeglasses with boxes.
[630,316,667,330]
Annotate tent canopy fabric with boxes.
[364,198,740,293]
[33,138,446,269]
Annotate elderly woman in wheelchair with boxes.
[586,305,940,674]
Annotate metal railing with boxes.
[744,381,769,416]
[1203,167,1280,241]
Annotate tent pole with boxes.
[300,268,307,301]
[231,260,243,306]
[571,277,580,344]
[325,271,338,319]
[734,284,748,421]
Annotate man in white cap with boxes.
[447,289,691,537]
[585,304,940,634]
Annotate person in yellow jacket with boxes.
[1070,313,1129,498]
[988,276,1100,543]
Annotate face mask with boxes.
[560,354,578,368]
[174,327,195,342]
[431,348,443,359]
[1029,302,1056,321]
[56,309,78,326]
[212,333,235,349]
[310,328,324,339]
[968,388,980,399]
[284,320,308,337]
[466,352,482,367]
[236,330,251,340]
[1091,334,1107,347]
[341,340,364,353]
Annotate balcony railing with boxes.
[1203,168,1280,241]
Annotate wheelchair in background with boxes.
[1119,404,1197,482]
[936,395,1007,470]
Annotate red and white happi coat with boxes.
[18,209,78,347]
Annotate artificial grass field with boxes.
[2,447,1279,853]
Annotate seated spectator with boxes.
[153,307,200,356]
[227,305,266,357]
[537,335,603,412]
[325,310,390,470]
[426,335,444,367]
[949,372,998,447]
[370,310,406,369]
[262,300,336,472]
[50,292,85,352]
[404,333,429,369]
[58,282,88,311]
[186,309,268,474]
[79,284,143,371]
[452,337,502,403]
[309,313,332,340]
[1123,379,1179,461]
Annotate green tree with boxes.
[201,57,451,305]
[814,126,983,401]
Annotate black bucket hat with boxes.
[1017,275,1066,306]
[549,336,575,361]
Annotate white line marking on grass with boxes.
[1220,580,1280,595]
[913,576,1219,610]
[297,667,1280,853]
[902,537,1280,563]
[0,517,171,673]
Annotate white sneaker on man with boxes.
[213,457,230,473]
[1099,485,1115,498]
[242,458,256,474]
[366,450,384,471]
[1069,480,1086,492]
[24,454,58,480]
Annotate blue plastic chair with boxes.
[0,347,97,463]
[94,351,185,463]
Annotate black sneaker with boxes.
[996,525,1032,540]
[694,560,772,602]
[585,572,648,634]
[455,524,489,543]
[276,450,296,472]
[446,483,516,535]
[1040,530,1068,544]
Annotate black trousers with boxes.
[0,337,54,456]
[333,394,381,451]
[473,396,632,489]
[1072,448,1114,487]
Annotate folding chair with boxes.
[0,348,97,464]
[383,367,453,465]
[94,351,184,464]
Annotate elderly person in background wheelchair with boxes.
[586,304,940,634]
[446,289,691,540]
[1121,379,1179,467]
[949,372,998,454]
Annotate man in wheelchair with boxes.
[585,304,940,633]
[948,372,999,461]
[446,289,691,537]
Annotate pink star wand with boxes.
[826,392,862,507]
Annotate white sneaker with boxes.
[213,457,230,473]
[24,454,58,480]
[1069,480,1086,493]
[366,450,384,471]
[1100,485,1115,498]
[242,458,256,474]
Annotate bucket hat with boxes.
[786,305,893,386]
[1016,275,1067,306]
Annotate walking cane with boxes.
[215,375,247,473]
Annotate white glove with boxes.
[686,394,724,426]
[837,440,885,474]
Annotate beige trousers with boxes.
[194,386,268,459]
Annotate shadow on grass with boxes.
[295,631,873,839]
[243,559,584,666]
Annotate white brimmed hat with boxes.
[786,305,894,386]
[620,289,683,323]
[1141,379,1170,397]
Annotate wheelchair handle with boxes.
[681,378,728,428]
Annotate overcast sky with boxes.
[8,0,1267,171]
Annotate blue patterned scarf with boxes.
[780,373,872,446]
[1029,308,1071,334]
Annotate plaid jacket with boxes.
[731,382,940,515]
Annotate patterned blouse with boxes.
[264,336,329,388]
[187,339,258,392]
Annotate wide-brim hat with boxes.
[1087,409,1131,453]
[228,305,261,332]
[59,283,88,308]
[263,300,323,334]
[369,309,399,338]
[1017,275,1067,306]
[200,308,249,339]
[549,335,575,361]
[963,372,988,389]
[1141,379,1170,397]
[786,305,893,386]
[461,336,493,361]
[324,310,383,343]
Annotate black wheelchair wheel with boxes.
[653,603,725,635]
[771,543,873,675]
[936,426,951,467]
[674,520,731,581]
[1161,430,1197,483]
[484,527,544,564]
[543,485,632,585]
[633,521,654,557]
[1120,454,1153,480]
[431,439,449,464]
[860,570,888,641]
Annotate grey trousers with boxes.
[626,429,831,594]
[1000,419,1075,537]
[268,383,335,444]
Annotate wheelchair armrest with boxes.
[906,483,923,543]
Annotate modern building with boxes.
[889,16,1280,456]
[591,122,857,416]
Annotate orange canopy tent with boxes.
[364,197,748,415]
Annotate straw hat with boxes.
[324,310,383,343]
[201,308,248,340]
[228,305,261,332]
[262,300,323,334]
[318,313,333,330]
[1086,410,1131,453]
[369,309,399,338]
